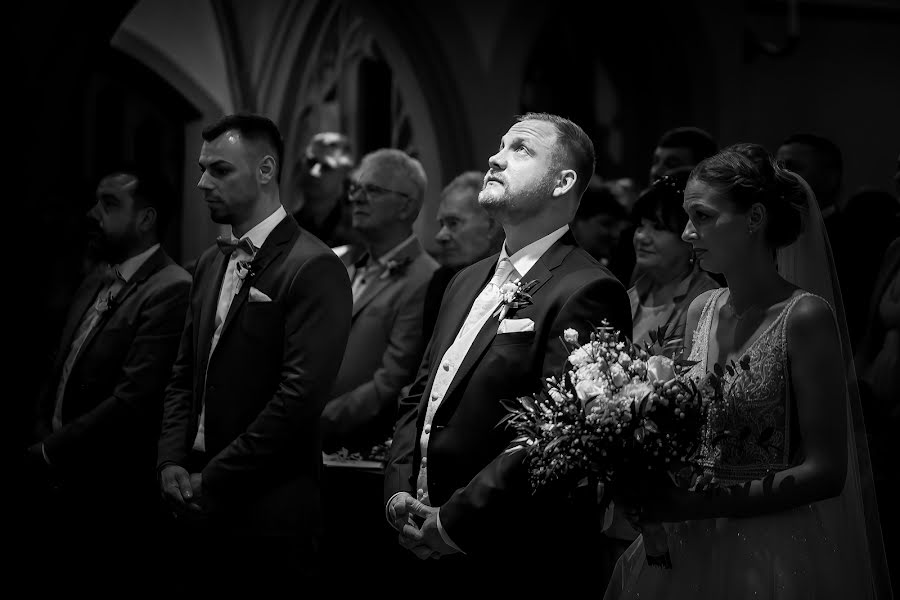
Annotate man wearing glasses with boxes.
[320,148,438,454]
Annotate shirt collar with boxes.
[375,233,418,267]
[232,205,287,252]
[114,243,160,282]
[499,224,569,278]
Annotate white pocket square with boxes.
[497,317,534,334]
[248,287,272,303]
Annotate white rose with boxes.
[575,380,604,407]
[564,328,579,344]
[568,346,592,368]
[622,381,653,403]
[617,352,632,369]
[646,355,675,383]
[609,363,627,387]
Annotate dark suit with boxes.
[30,246,190,583]
[157,215,351,584]
[322,238,438,452]
[384,232,631,564]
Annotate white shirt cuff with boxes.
[436,510,464,553]
[385,491,407,527]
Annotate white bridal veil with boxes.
[776,173,893,599]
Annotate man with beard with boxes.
[24,167,191,588]
[157,114,351,592]
[384,113,631,579]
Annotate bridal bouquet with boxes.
[501,321,718,568]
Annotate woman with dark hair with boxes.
[604,144,890,599]
[628,168,719,348]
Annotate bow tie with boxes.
[216,236,257,257]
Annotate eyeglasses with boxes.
[348,181,412,200]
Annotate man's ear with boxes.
[137,206,157,234]
[552,170,577,197]
[259,155,277,184]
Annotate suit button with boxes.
[442,363,450,371]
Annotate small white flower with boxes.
[617,352,632,369]
[631,359,647,378]
[610,363,627,387]
[564,328,579,344]
[568,346,593,368]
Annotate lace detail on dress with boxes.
[687,289,825,485]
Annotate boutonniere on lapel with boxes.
[235,260,256,291]
[95,290,119,315]
[494,278,539,321]
[379,256,413,280]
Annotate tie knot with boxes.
[99,265,124,287]
[216,235,257,257]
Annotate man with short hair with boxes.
[26,166,191,585]
[157,113,352,591]
[320,148,439,453]
[776,133,843,216]
[384,113,632,573]
[649,126,718,184]
[423,170,504,340]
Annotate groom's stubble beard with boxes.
[479,172,556,227]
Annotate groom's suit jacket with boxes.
[157,216,352,540]
[34,247,191,508]
[384,232,632,557]
[321,238,439,452]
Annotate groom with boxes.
[384,113,632,567]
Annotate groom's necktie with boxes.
[458,258,516,337]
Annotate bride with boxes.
[603,144,891,599]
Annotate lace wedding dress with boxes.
[604,288,876,599]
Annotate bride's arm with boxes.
[680,289,714,360]
[647,295,847,522]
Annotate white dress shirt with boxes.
[192,206,287,452]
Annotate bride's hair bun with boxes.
[691,143,806,248]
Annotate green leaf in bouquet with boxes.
[544,435,570,455]
[648,329,658,344]
[643,419,659,434]
[725,363,735,377]
[519,395,538,414]
[499,397,525,414]
[496,411,521,430]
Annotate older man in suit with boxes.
[321,149,438,453]
[157,114,352,592]
[384,113,632,576]
[25,167,190,585]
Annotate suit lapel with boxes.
[198,253,229,370]
[76,248,170,364]
[351,239,426,319]
[437,233,577,405]
[56,274,105,366]
[218,216,299,340]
